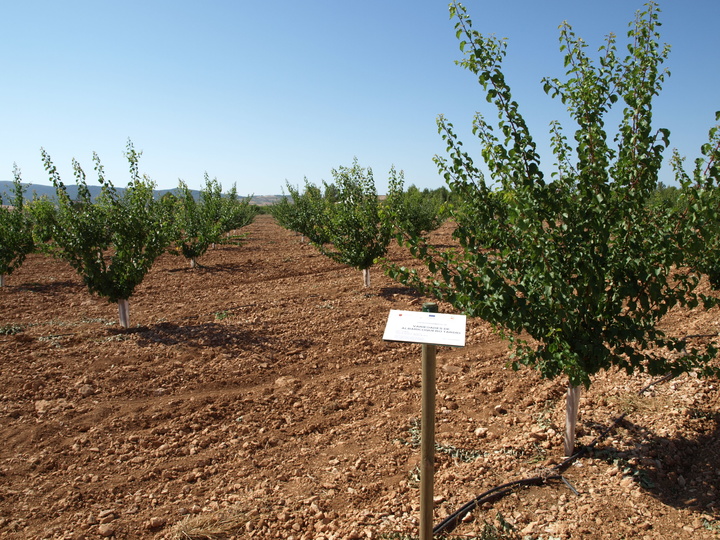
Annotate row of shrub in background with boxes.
[271,158,449,287]
[0,140,259,327]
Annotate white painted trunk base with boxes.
[362,268,371,288]
[118,299,130,329]
[564,384,582,456]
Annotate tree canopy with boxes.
[41,141,174,325]
[0,167,34,286]
[386,1,719,389]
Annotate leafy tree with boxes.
[323,182,341,204]
[272,179,331,245]
[269,191,297,235]
[217,183,258,239]
[385,1,719,455]
[0,166,34,287]
[274,162,400,287]
[320,159,397,287]
[170,176,257,267]
[384,169,446,237]
[429,185,453,204]
[41,141,174,328]
[25,194,58,249]
[672,115,720,287]
[648,182,680,209]
[171,175,224,268]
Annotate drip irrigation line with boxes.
[433,372,677,536]
[432,474,565,536]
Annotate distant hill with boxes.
[0,181,282,206]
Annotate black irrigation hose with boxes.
[433,372,677,536]
[432,474,564,536]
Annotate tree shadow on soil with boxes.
[15,281,82,294]
[196,262,250,274]
[377,285,424,301]
[584,413,720,518]
[166,262,251,273]
[129,321,268,351]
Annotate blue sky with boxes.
[1,0,717,195]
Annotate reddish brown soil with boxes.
[1,214,719,540]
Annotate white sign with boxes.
[382,309,466,347]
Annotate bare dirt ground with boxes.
[1,214,719,540]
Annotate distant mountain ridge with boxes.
[0,181,282,206]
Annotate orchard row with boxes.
[2,0,719,459]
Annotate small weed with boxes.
[397,419,484,463]
[81,317,116,326]
[0,324,24,335]
[38,333,72,340]
[703,517,720,532]
[589,448,655,489]
[525,442,547,464]
[37,334,72,348]
[535,399,557,430]
[478,513,518,540]
[214,310,231,320]
[96,334,130,343]
[383,533,485,540]
[689,407,717,421]
[501,447,526,459]
[589,447,620,463]
[631,468,655,489]
[441,442,484,462]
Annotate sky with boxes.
[1,0,718,195]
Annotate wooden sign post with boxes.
[420,303,438,540]
[383,304,466,540]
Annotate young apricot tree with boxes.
[386,1,719,455]
[171,176,256,267]
[42,141,173,328]
[275,162,401,287]
[321,159,396,287]
[272,179,332,245]
[383,167,445,238]
[0,167,34,287]
[26,195,58,250]
[218,183,258,239]
[672,116,720,288]
[172,175,223,268]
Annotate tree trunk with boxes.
[564,383,582,456]
[118,299,130,329]
[0,275,5,287]
[362,268,371,288]
[190,257,197,269]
